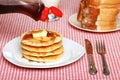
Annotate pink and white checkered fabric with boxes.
[0,0,120,80]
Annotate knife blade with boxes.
[85,39,97,75]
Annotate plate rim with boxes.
[2,37,85,68]
[69,13,120,33]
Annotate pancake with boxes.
[22,46,64,57]
[21,29,64,62]
[21,41,62,52]
[97,25,116,30]
[97,8,119,21]
[77,0,120,31]
[21,29,62,47]
[23,53,64,62]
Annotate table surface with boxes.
[0,0,120,80]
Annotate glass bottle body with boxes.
[0,1,45,21]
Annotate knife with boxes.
[85,39,97,75]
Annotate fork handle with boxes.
[101,55,110,75]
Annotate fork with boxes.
[96,40,110,75]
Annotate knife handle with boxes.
[88,54,97,75]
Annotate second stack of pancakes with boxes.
[21,29,64,62]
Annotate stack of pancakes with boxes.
[77,0,120,31]
[21,29,64,62]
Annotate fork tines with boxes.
[96,40,106,54]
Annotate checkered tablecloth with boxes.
[0,0,120,80]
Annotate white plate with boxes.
[2,37,85,68]
[69,13,120,32]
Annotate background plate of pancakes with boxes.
[2,37,85,68]
[69,13,120,32]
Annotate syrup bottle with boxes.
[0,1,45,21]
